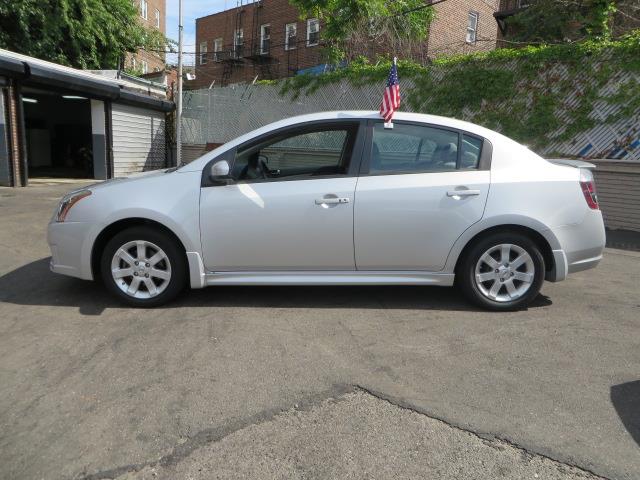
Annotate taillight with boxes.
[579,169,599,210]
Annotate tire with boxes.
[100,226,187,307]
[457,232,545,311]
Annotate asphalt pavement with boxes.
[1,181,639,480]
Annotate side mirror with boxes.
[209,160,231,181]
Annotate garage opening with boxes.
[21,87,94,179]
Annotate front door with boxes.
[354,121,490,271]
[200,121,363,271]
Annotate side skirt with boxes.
[202,271,455,287]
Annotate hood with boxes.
[86,168,173,191]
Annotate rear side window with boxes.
[369,123,482,174]
[461,134,483,169]
[233,125,356,181]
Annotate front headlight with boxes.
[56,190,92,222]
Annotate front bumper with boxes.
[47,221,94,280]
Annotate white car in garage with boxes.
[47,111,605,310]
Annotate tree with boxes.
[0,0,168,69]
[612,0,640,37]
[288,0,435,62]
[504,0,618,44]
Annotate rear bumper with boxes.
[546,210,605,282]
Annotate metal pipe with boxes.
[176,0,184,165]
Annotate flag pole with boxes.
[176,0,183,166]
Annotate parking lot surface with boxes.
[1,182,639,480]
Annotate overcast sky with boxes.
[166,0,231,65]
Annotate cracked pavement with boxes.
[1,182,639,480]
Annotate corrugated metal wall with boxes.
[592,160,640,232]
[111,103,166,177]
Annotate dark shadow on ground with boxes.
[0,257,552,316]
[611,381,640,447]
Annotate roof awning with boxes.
[0,50,174,112]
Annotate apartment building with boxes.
[194,0,502,88]
[428,0,501,57]
[127,0,167,74]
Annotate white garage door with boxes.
[111,103,166,177]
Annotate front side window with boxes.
[369,123,479,174]
[199,41,208,65]
[140,0,148,20]
[233,125,357,182]
[260,24,271,54]
[285,23,297,50]
[466,11,479,43]
[307,18,319,46]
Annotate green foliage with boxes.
[288,0,434,62]
[504,0,617,44]
[0,0,169,69]
[279,31,640,150]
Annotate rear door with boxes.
[354,121,491,271]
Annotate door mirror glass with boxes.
[210,159,231,179]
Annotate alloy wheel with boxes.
[110,240,172,299]
[474,243,535,303]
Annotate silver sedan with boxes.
[48,111,606,310]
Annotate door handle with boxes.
[447,189,481,198]
[315,197,350,205]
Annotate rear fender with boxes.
[443,215,562,274]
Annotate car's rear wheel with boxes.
[458,232,545,311]
[100,226,187,307]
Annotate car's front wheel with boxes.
[458,232,545,311]
[100,226,187,307]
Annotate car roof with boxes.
[179,110,510,172]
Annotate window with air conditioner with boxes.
[466,12,479,43]
[307,19,319,46]
[260,24,271,54]
[285,23,297,51]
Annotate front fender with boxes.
[67,171,202,280]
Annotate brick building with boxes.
[427,0,501,57]
[127,0,167,74]
[194,0,324,88]
[194,0,502,88]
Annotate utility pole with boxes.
[176,0,183,165]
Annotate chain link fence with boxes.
[181,50,640,162]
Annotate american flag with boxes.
[379,59,400,122]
